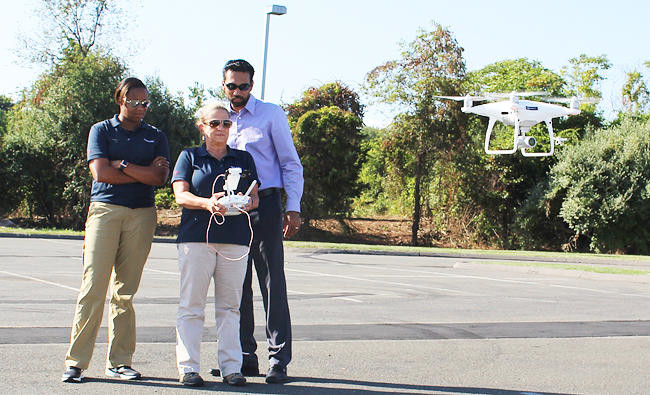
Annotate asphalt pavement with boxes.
[1,235,649,394]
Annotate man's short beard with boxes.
[230,95,250,108]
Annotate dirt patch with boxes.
[156,209,413,246]
[3,209,414,246]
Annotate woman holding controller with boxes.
[172,100,259,387]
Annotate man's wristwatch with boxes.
[119,160,128,170]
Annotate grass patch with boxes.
[479,260,650,276]
[0,226,84,236]
[283,240,650,263]
[1,227,649,269]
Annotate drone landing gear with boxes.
[484,118,518,155]
[521,120,554,157]
[484,119,555,157]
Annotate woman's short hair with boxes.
[114,77,147,105]
[195,100,230,129]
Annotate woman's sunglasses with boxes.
[204,119,233,128]
[124,99,152,108]
[225,83,251,91]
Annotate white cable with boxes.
[204,172,253,261]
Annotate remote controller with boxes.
[217,194,250,216]
[215,169,257,216]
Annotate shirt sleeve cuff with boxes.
[285,199,301,213]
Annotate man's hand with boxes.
[283,211,301,238]
[150,156,169,170]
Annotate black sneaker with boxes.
[223,372,246,386]
[180,372,204,387]
[105,365,141,380]
[61,366,83,383]
[265,365,289,384]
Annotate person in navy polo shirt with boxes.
[219,59,303,384]
[172,100,259,388]
[62,77,170,383]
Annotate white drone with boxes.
[436,92,593,157]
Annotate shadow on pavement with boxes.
[76,375,570,394]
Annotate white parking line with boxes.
[144,268,179,276]
[548,284,650,298]
[144,267,331,301]
[286,267,479,296]
[317,257,539,284]
[308,255,650,298]
[288,289,363,303]
[0,270,79,292]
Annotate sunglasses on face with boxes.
[124,99,152,108]
[204,119,233,128]
[225,82,251,91]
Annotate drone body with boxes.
[437,92,586,157]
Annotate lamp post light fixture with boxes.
[260,4,287,100]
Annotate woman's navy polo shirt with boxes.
[172,144,259,245]
[87,115,170,208]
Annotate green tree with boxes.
[145,77,199,169]
[145,78,203,208]
[5,46,125,227]
[187,82,227,115]
[365,22,466,245]
[293,106,363,224]
[466,58,565,95]
[0,96,21,216]
[284,82,365,225]
[352,126,404,217]
[621,70,649,114]
[19,0,125,65]
[0,95,11,137]
[284,82,364,126]
[561,54,611,114]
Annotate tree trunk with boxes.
[411,154,423,246]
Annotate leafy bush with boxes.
[544,118,650,253]
[293,106,363,222]
[154,186,179,209]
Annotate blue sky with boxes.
[1,0,648,126]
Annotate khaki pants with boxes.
[176,243,248,377]
[65,202,157,370]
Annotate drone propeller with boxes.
[485,91,550,99]
[545,96,599,104]
[434,95,488,101]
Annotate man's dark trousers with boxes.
[239,189,292,369]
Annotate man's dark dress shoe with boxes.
[265,365,289,384]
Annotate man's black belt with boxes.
[258,187,281,199]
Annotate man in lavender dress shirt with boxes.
[217,59,303,384]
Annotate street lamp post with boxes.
[261,4,286,101]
